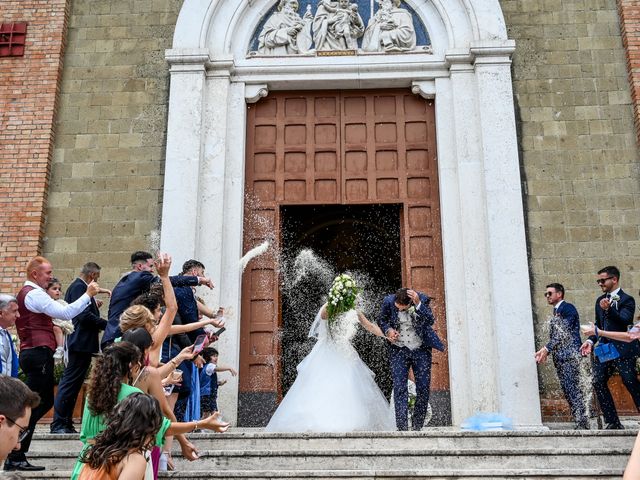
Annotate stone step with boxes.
[21,430,634,478]
[18,446,631,471]
[15,468,623,479]
[27,429,636,452]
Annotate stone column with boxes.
[443,52,500,424]
[211,80,249,423]
[473,42,542,427]
[160,50,209,264]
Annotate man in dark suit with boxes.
[535,283,588,429]
[50,262,106,434]
[378,287,445,431]
[580,266,640,429]
[102,251,212,347]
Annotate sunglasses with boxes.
[544,292,554,297]
[596,277,614,285]
[4,415,29,442]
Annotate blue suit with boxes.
[102,271,199,346]
[0,329,19,377]
[378,292,444,430]
[545,301,588,426]
[588,289,640,425]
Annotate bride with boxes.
[265,274,396,432]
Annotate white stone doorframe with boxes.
[160,0,543,428]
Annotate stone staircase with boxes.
[18,429,636,479]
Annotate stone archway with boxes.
[160,0,543,428]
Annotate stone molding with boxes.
[163,0,541,428]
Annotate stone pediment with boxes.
[248,0,432,57]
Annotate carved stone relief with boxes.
[251,0,429,56]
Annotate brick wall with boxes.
[618,0,640,147]
[0,0,69,292]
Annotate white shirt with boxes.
[0,327,12,374]
[395,308,423,350]
[23,280,91,320]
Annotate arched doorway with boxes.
[162,0,541,427]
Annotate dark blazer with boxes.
[588,289,639,359]
[174,285,203,343]
[378,292,445,352]
[65,277,107,354]
[545,301,582,362]
[102,272,199,345]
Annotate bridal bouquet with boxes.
[326,274,359,326]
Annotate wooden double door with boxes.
[239,89,449,425]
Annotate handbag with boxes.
[594,342,620,363]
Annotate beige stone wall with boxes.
[44,0,182,288]
[44,0,640,401]
[501,0,640,394]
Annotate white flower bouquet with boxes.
[326,274,360,326]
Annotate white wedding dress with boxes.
[265,309,396,432]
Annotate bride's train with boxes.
[265,310,395,432]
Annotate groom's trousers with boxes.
[389,346,432,431]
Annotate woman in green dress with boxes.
[71,342,229,480]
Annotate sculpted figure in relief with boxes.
[313,0,364,51]
[362,0,416,53]
[258,0,313,55]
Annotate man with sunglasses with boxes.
[0,376,40,465]
[580,266,640,429]
[535,283,588,429]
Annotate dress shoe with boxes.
[604,422,624,430]
[3,459,45,471]
[50,426,76,434]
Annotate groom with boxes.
[378,288,444,431]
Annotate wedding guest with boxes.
[45,278,69,362]
[70,342,229,480]
[0,294,20,377]
[199,347,237,419]
[6,256,100,472]
[379,287,444,431]
[624,431,640,479]
[121,327,198,478]
[534,283,588,429]
[580,266,640,430]
[169,259,218,421]
[102,251,212,347]
[0,376,40,465]
[77,393,163,480]
[51,262,108,434]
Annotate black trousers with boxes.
[8,347,54,461]
[51,351,93,430]
[592,355,640,424]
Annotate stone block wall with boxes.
[501,0,640,403]
[13,0,639,418]
[618,0,640,146]
[0,0,69,291]
[43,0,182,286]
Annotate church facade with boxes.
[2,0,640,427]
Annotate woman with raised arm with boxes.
[70,342,229,480]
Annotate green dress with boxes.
[71,383,171,480]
